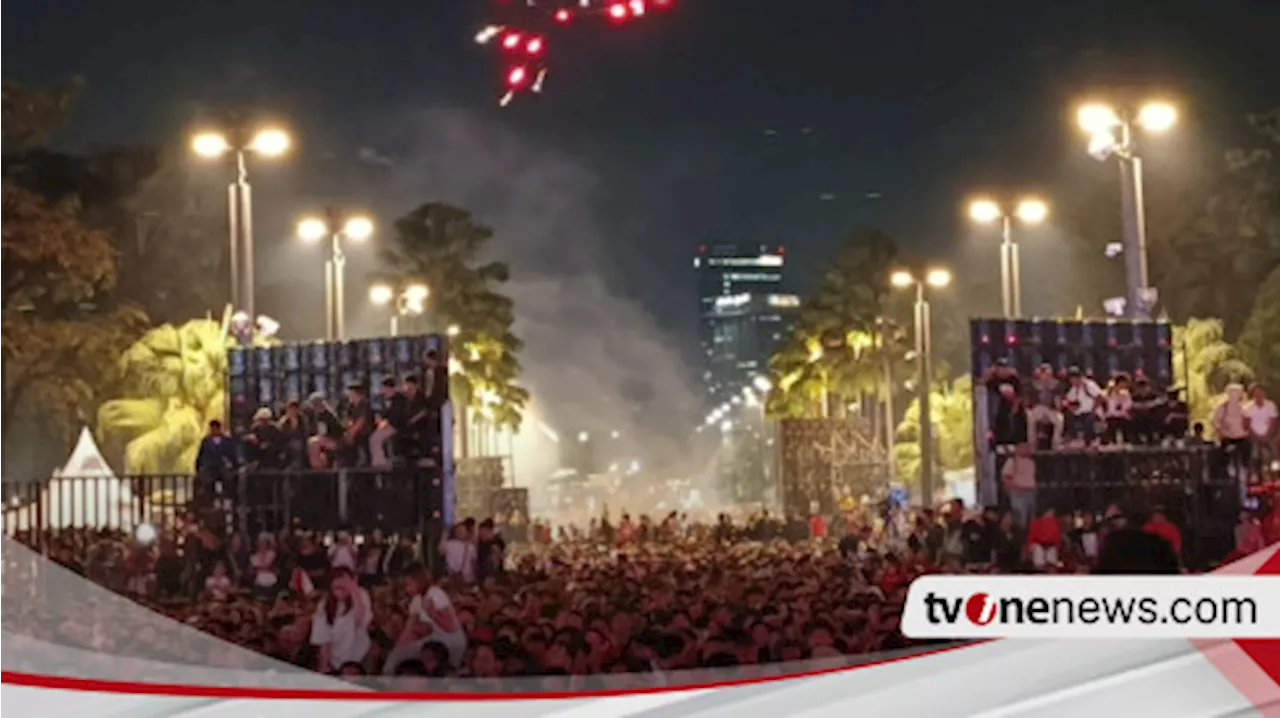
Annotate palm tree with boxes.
[1174,318,1254,432]
[97,318,229,474]
[893,376,975,493]
[382,202,528,433]
[766,228,904,419]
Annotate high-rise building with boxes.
[694,243,799,401]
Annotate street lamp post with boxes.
[369,282,429,337]
[299,210,375,340]
[968,197,1049,318]
[191,127,291,319]
[1077,100,1178,320]
[890,267,952,506]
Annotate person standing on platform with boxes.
[343,384,374,468]
[1063,367,1103,445]
[195,420,239,513]
[1245,385,1278,478]
[1214,384,1253,498]
[1027,363,1064,449]
[1001,443,1037,529]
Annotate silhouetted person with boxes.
[1094,528,1180,575]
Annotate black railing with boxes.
[1019,446,1242,568]
[2,467,445,545]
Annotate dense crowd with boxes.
[983,361,1188,448]
[203,355,449,480]
[9,496,1280,686]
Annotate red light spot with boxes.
[629,0,646,16]
[698,245,707,254]
[1107,338,1118,347]
[502,32,522,50]
[607,3,628,20]
[554,8,572,23]
[652,0,674,6]
[1006,334,1018,345]
[526,36,544,55]
[777,245,786,255]
[980,334,990,345]
[507,65,528,87]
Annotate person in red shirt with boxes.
[1026,507,1062,569]
[1142,507,1183,558]
[809,513,828,539]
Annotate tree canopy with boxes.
[1174,318,1254,432]
[1,81,147,476]
[767,228,906,419]
[893,375,974,492]
[382,202,529,429]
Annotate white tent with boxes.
[7,428,141,532]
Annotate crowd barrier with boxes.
[1024,445,1242,568]
[2,467,446,545]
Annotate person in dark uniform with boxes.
[195,420,239,514]
[342,384,374,468]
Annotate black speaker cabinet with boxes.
[227,334,449,432]
[970,318,1173,385]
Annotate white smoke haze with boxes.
[339,106,710,505]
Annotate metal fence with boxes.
[1025,446,1242,568]
[3,468,445,546]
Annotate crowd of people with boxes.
[204,356,449,481]
[9,494,1280,687]
[982,360,1190,449]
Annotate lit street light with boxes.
[1076,99,1178,320]
[890,267,951,505]
[299,208,375,340]
[191,125,291,319]
[968,196,1049,317]
[369,280,429,337]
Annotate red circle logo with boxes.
[965,592,996,625]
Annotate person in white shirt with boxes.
[204,561,233,598]
[1063,367,1102,444]
[1215,384,1252,494]
[1102,374,1134,445]
[328,531,359,571]
[1245,385,1278,471]
[382,562,467,674]
[439,522,476,584]
[310,568,372,673]
[1000,442,1037,529]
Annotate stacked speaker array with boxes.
[226,335,452,539]
[227,335,447,432]
[969,318,1174,385]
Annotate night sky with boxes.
[5,0,1279,459]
